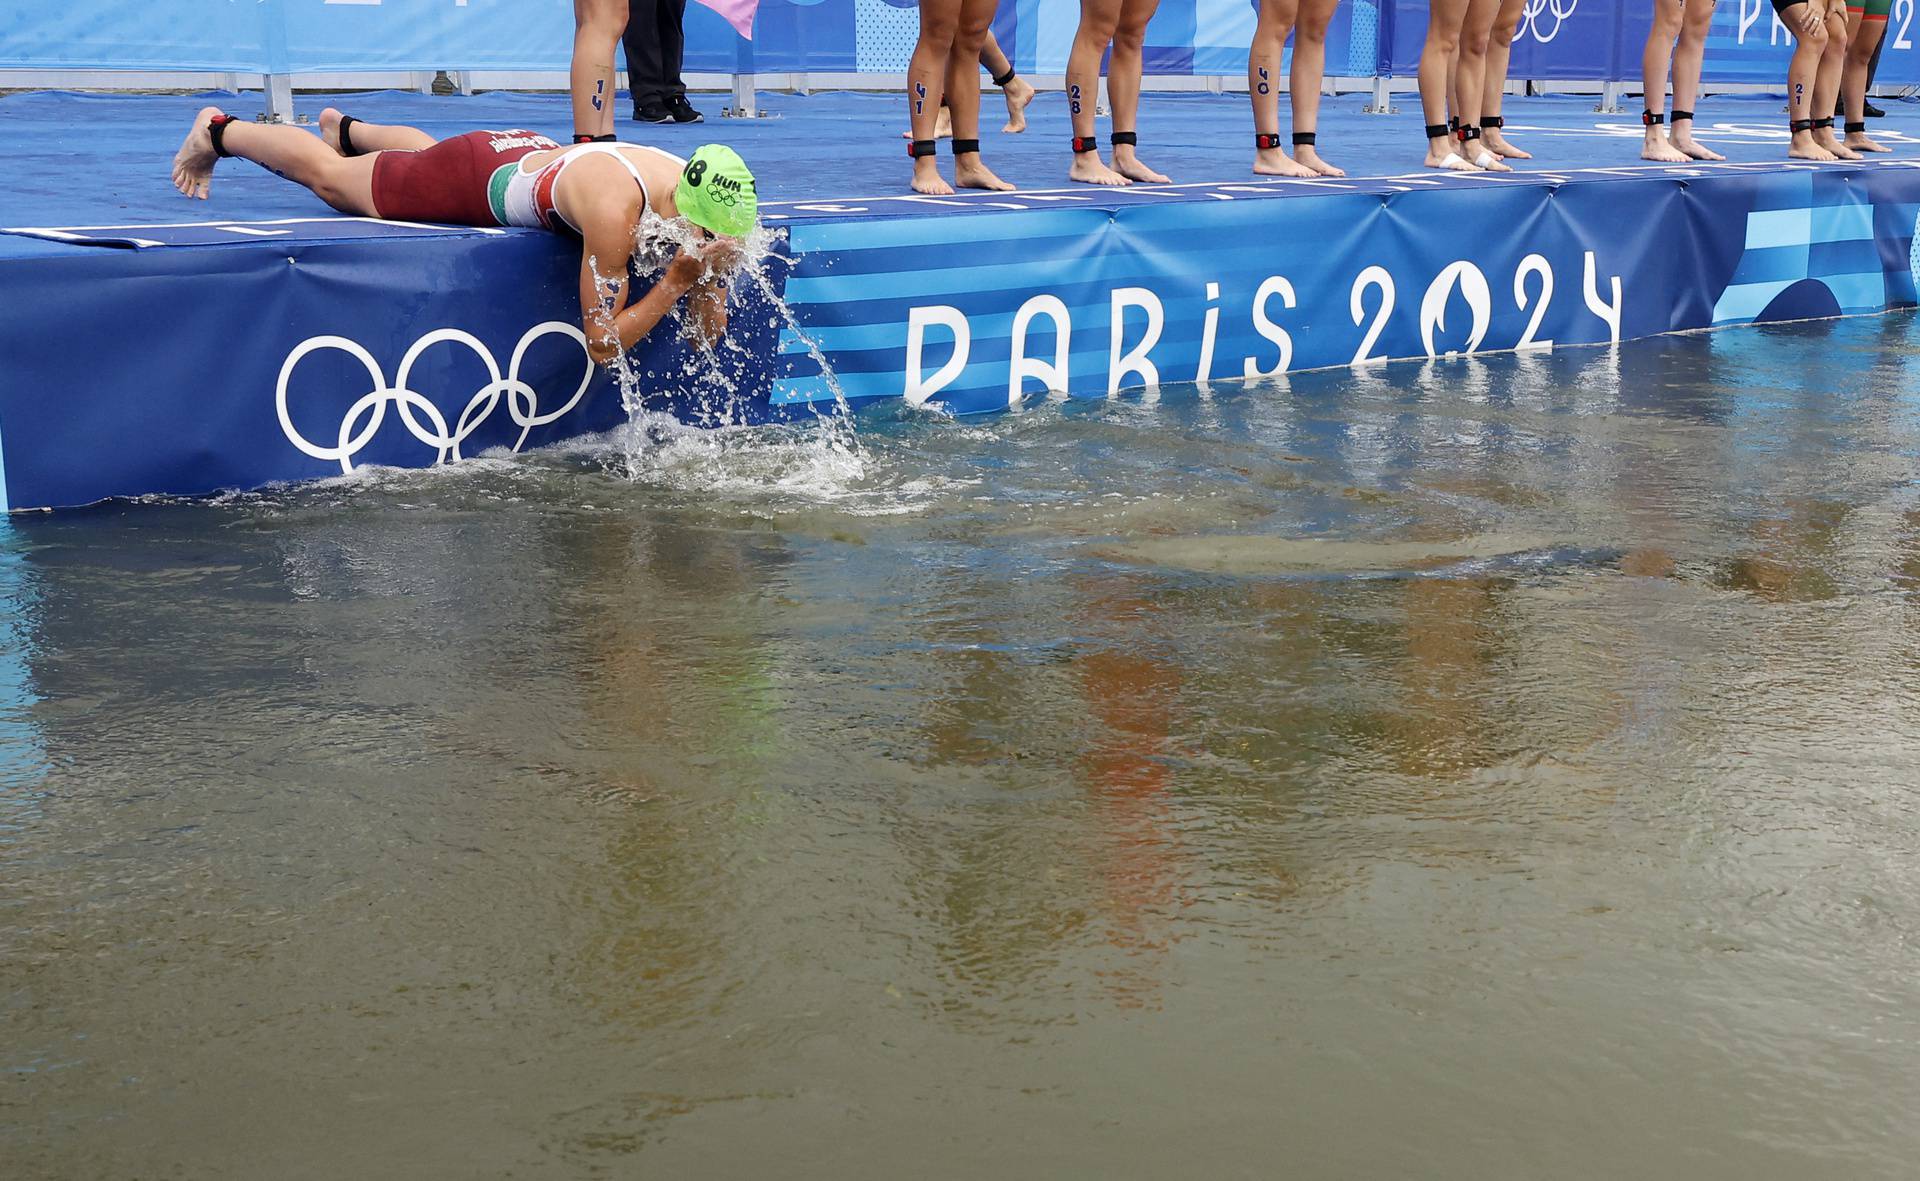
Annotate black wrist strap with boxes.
[992,67,1016,88]
[1670,109,1694,122]
[209,113,238,158]
[1111,131,1137,147]
[1293,131,1315,146]
[336,114,360,157]
[907,138,937,158]
[950,138,980,155]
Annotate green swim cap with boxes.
[675,145,757,238]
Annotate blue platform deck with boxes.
[5,88,1920,511]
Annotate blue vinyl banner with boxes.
[3,162,1919,509]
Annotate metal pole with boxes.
[263,73,294,123]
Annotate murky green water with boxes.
[7,316,1920,1178]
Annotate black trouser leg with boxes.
[657,0,688,100]
[623,1,667,111]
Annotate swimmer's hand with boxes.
[665,246,706,291]
[697,236,744,279]
[1797,3,1823,34]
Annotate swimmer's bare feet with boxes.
[1254,144,1315,177]
[1671,129,1725,160]
[1070,153,1132,186]
[319,107,347,154]
[172,105,224,199]
[1789,131,1837,162]
[1847,129,1891,152]
[1468,149,1514,172]
[1001,76,1035,134]
[1814,128,1861,160]
[1485,130,1531,159]
[912,157,955,195]
[1642,131,1690,163]
[1112,146,1170,184]
[955,157,1016,191]
[1294,146,1345,177]
[1425,148,1475,171]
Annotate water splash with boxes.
[586,211,872,506]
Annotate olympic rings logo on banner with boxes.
[1519,0,1578,42]
[276,322,595,473]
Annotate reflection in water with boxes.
[7,316,1920,1177]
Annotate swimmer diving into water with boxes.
[171,107,754,363]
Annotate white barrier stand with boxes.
[264,72,293,123]
[1366,75,1394,115]
[724,72,761,119]
[1597,80,1625,114]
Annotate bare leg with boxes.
[1251,0,1315,176]
[1640,0,1689,160]
[1813,8,1859,158]
[1844,9,1891,151]
[318,108,436,155]
[1420,0,1475,169]
[951,0,1015,190]
[1784,3,1835,160]
[1482,0,1530,157]
[1667,0,1725,158]
[1453,0,1511,169]
[173,105,379,212]
[979,30,1036,132]
[1109,0,1170,182]
[1292,0,1346,175]
[910,0,963,193]
[571,0,625,141]
[1069,0,1132,185]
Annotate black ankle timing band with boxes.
[1846,120,1867,133]
[1670,109,1694,122]
[992,67,1016,88]
[1458,124,1483,142]
[1482,115,1503,128]
[1425,123,1449,141]
[1812,115,1835,129]
[1293,131,1315,146]
[1255,132,1281,150]
[950,138,980,155]
[336,114,360,157]
[572,133,616,144]
[1111,131,1137,147]
[208,113,238,158]
[1071,135,1098,153]
[908,138,936,158]
[1790,118,1816,133]
[1643,110,1664,126]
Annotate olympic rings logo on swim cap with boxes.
[275,323,595,473]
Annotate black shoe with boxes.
[668,95,704,124]
[1865,100,1887,119]
[633,102,674,124]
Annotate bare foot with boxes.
[1789,134,1837,162]
[1071,153,1132,186]
[1112,148,1169,184]
[955,157,1016,191]
[912,157,954,195]
[319,107,347,154]
[1673,136,1725,161]
[1815,131,1861,161]
[1294,146,1345,177]
[1847,132,1892,153]
[1001,77,1035,134]
[1642,133,1690,163]
[1254,146,1315,177]
[1425,149,1475,171]
[1469,149,1514,172]
[172,105,224,199]
[1486,132,1531,159]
